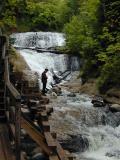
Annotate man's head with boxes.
[45,68,48,72]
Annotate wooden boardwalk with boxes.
[0,125,15,160]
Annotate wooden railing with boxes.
[3,36,21,160]
[1,33,74,160]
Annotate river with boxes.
[11,32,120,160]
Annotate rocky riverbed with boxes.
[46,74,120,160]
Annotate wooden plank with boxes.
[56,141,69,160]
[46,107,53,115]
[5,57,21,100]
[49,155,59,160]
[0,135,6,160]
[21,117,52,155]
[0,125,15,160]
[9,123,15,138]
[44,132,56,150]
[39,111,48,121]
[15,102,21,160]
[42,121,50,132]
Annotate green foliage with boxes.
[97,0,120,92]
[64,0,120,92]
[64,0,101,53]
[64,0,101,82]
[0,0,72,32]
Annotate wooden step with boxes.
[49,155,59,160]
[39,111,48,121]
[0,125,15,160]
[44,132,56,150]
[42,121,50,132]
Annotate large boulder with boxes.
[91,95,105,107]
[109,104,120,112]
[52,86,62,95]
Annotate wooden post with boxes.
[15,100,21,160]
[2,41,6,59]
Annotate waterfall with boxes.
[11,32,80,88]
[11,32,65,49]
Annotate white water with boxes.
[11,32,65,49]
[81,125,120,160]
[49,92,120,160]
[19,49,69,88]
[11,32,80,88]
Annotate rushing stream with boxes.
[11,32,120,160]
[49,92,120,160]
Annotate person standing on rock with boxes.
[41,68,48,95]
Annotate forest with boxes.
[0,0,120,93]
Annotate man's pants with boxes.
[42,82,47,94]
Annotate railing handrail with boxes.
[5,56,21,100]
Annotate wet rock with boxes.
[52,86,62,95]
[91,95,105,107]
[67,93,76,97]
[51,92,57,99]
[32,153,48,160]
[106,150,120,158]
[109,104,120,112]
[61,135,89,153]
[32,147,42,155]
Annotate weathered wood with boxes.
[42,121,50,132]
[0,125,15,160]
[9,123,15,138]
[21,117,52,155]
[5,57,21,100]
[51,132,57,139]
[15,101,21,160]
[49,155,59,160]
[4,57,21,160]
[56,141,69,160]
[2,41,6,59]
[39,111,48,121]
[44,132,56,150]
[46,107,53,115]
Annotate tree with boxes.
[64,0,102,81]
[97,0,120,92]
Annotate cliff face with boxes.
[9,47,29,72]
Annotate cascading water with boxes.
[11,31,120,160]
[49,92,120,160]
[11,32,80,88]
[11,32,65,49]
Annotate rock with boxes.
[109,104,120,112]
[32,153,48,160]
[52,86,62,95]
[91,95,105,107]
[51,92,57,99]
[32,147,42,155]
[41,97,49,104]
[67,93,76,97]
[61,134,89,152]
